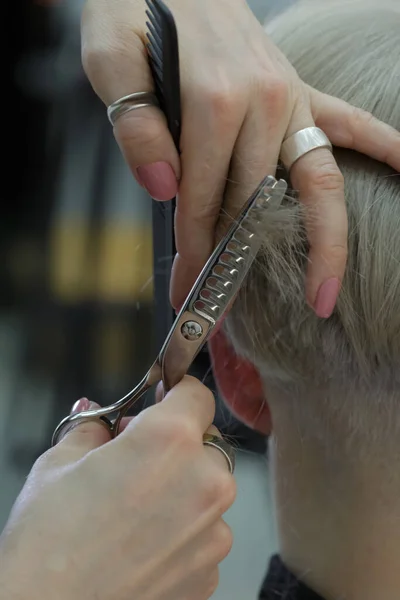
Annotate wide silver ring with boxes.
[203,433,236,474]
[280,126,332,172]
[107,92,159,126]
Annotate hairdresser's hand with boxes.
[81,0,400,318]
[0,377,236,600]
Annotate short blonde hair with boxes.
[225,0,400,447]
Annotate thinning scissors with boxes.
[52,175,287,446]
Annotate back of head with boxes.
[226,0,400,448]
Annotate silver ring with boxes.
[107,92,159,126]
[203,434,236,474]
[280,126,332,172]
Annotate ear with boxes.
[208,329,272,435]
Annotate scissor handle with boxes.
[51,412,115,446]
[51,365,159,446]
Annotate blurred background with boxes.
[2,1,294,598]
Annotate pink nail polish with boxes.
[314,278,341,319]
[136,162,178,201]
[174,302,184,315]
[71,397,90,414]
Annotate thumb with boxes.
[81,7,180,200]
[57,398,112,458]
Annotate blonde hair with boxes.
[225,0,400,448]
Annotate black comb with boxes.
[145,0,181,349]
[145,0,181,148]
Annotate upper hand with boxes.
[0,377,236,600]
[81,0,400,317]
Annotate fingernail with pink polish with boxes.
[174,302,184,315]
[136,162,178,201]
[71,397,90,414]
[314,278,341,319]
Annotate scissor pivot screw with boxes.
[181,321,203,341]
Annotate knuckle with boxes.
[324,243,348,265]
[116,111,165,148]
[213,521,234,561]
[200,81,244,127]
[350,106,376,132]
[208,86,235,115]
[309,162,345,192]
[146,412,198,449]
[81,18,138,83]
[172,416,199,446]
[202,470,237,513]
[178,376,216,416]
[81,27,149,105]
[258,74,290,114]
[190,379,216,409]
[81,41,117,84]
[131,407,164,436]
[217,473,237,509]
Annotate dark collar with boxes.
[259,555,324,600]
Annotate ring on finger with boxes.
[202,433,236,474]
[107,92,159,126]
[280,126,332,172]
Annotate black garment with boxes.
[259,555,324,600]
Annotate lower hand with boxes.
[0,377,236,600]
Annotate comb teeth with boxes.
[145,0,165,102]
[191,177,288,322]
[144,0,181,148]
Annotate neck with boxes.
[269,395,400,600]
